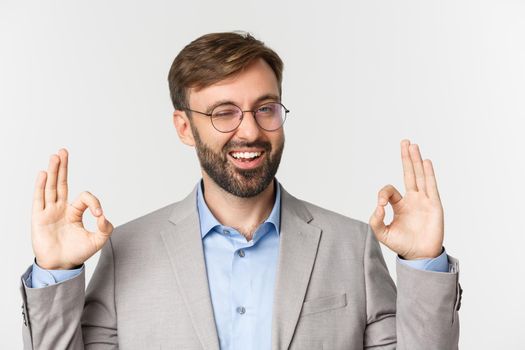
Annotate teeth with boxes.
[231,151,261,159]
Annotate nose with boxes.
[234,110,262,141]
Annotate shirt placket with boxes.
[230,231,253,350]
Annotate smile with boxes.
[227,150,265,169]
[230,151,262,160]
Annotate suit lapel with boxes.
[271,186,322,350]
[160,186,220,350]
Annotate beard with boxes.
[191,124,284,198]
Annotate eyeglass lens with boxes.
[211,102,286,132]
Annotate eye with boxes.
[212,106,240,118]
[257,104,276,114]
[214,110,236,118]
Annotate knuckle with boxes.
[380,184,394,192]
[80,191,98,203]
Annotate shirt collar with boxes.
[196,178,281,239]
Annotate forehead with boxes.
[188,58,280,109]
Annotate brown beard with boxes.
[190,124,284,198]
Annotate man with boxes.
[20,32,461,349]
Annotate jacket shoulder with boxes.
[292,194,370,238]
[289,194,371,257]
[108,191,192,248]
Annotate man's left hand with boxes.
[368,139,444,260]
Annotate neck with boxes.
[201,173,276,241]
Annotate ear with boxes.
[172,110,196,147]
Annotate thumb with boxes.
[369,205,387,244]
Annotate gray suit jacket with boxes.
[20,183,461,349]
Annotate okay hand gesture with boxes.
[369,140,444,260]
[31,149,114,270]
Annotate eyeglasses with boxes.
[181,101,290,133]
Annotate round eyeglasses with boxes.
[181,102,290,133]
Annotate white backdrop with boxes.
[1,1,524,348]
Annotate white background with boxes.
[1,0,524,348]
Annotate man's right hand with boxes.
[31,148,114,270]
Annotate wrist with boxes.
[34,257,82,270]
[400,246,444,260]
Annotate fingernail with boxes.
[95,208,102,216]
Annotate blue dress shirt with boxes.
[27,178,450,349]
[197,179,281,350]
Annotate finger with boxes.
[96,214,114,236]
[401,139,417,192]
[56,148,69,202]
[409,144,426,194]
[32,171,47,213]
[92,214,114,249]
[377,184,403,207]
[423,159,441,201]
[70,191,103,222]
[369,205,387,244]
[44,155,60,204]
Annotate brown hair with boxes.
[167,31,284,111]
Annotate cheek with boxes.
[270,132,285,150]
[192,122,230,151]
[215,135,233,152]
[207,136,232,155]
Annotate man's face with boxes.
[184,58,285,198]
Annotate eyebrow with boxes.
[205,93,281,114]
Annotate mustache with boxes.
[223,140,272,153]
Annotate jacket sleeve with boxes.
[363,224,461,350]
[20,238,118,349]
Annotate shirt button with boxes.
[238,249,246,258]
[236,306,246,315]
